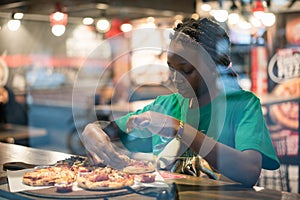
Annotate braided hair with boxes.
[173,17,231,67]
[171,17,241,89]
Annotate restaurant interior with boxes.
[0,0,299,197]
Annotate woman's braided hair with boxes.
[171,17,241,89]
[172,17,231,67]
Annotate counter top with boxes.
[0,142,299,200]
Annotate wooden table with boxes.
[0,142,300,200]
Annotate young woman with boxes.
[81,18,279,187]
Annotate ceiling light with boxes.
[7,19,20,31]
[96,18,111,33]
[261,12,276,27]
[8,12,22,31]
[13,12,24,20]
[50,11,68,26]
[201,4,211,12]
[51,25,66,36]
[213,10,228,23]
[228,13,240,25]
[82,17,94,25]
[250,16,262,27]
[252,0,265,19]
[50,3,68,36]
[238,20,252,30]
[96,3,109,10]
[121,20,132,32]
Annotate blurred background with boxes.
[0,0,299,193]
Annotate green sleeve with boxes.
[114,94,185,153]
[234,94,280,170]
[114,103,154,153]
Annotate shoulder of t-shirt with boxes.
[225,89,260,104]
[152,93,184,104]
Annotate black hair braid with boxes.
[174,18,231,67]
[172,18,241,89]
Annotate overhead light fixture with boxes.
[96,10,111,33]
[261,12,276,27]
[7,12,22,31]
[50,3,68,37]
[96,3,109,10]
[13,12,24,20]
[120,20,132,32]
[82,17,94,25]
[213,10,229,23]
[7,19,20,31]
[201,3,211,12]
[96,18,111,33]
[228,13,240,25]
[252,0,265,19]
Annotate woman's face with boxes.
[167,52,208,99]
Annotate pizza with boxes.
[269,78,299,130]
[22,156,153,190]
[77,166,134,190]
[123,160,155,174]
[22,166,77,186]
[22,156,95,187]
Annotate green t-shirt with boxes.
[115,89,280,170]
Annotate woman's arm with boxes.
[181,123,262,187]
[127,111,262,187]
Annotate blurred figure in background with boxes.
[0,86,28,125]
[0,56,27,125]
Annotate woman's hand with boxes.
[126,111,180,138]
[81,123,130,169]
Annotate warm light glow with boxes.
[51,24,66,36]
[50,11,68,27]
[53,11,65,21]
[261,12,276,27]
[121,23,132,32]
[82,17,94,25]
[253,11,265,19]
[7,19,20,31]
[228,13,240,25]
[201,4,211,12]
[96,3,109,10]
[252,0,265,19]
[147,17,155,23]
[213,10,228,23]
[238,20,252,30]
[191,13,199,20]
[250,16,262,27]
[96,18,111,33]
[13,12,24,19]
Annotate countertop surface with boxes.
[0,142,299,200]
